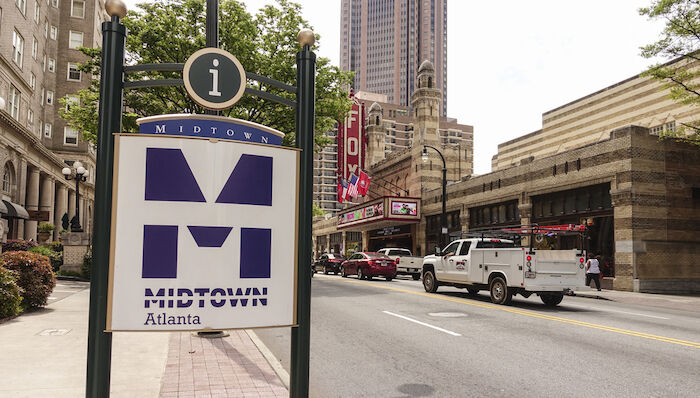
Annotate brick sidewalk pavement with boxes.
[159,330,288,398]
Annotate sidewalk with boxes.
[0,282,288,398]
[572,287,700,313]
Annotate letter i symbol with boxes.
[209,59,221,97]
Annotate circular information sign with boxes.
[183,48,246,110]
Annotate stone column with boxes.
[341,231,347,256]
[24,168,40,241]
[68,190,76,221]
[16,159,27,239]
[39,175,55,231]
[54,184,68,239]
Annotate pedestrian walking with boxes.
[585,253,602,291]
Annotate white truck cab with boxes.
[422,238,587,305]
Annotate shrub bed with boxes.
[81,249,92,280]
[2,239,38,252]
[29,246,63,272]
[0,265,23,319]
[1,251,55,309]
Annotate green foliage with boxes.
[2,239,38,252]
[81,248,92,280]
[46,241,64,253]
[1,251,56,309]
[59,0,353,150]
[56,270,84,278]
[28,246,63,272]
[37,222,55,233]
[312,202,325,217]
[0,266,23,319]
[640,0,700,145]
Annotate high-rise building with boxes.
[339,0,448,116]
[0,0,107,241]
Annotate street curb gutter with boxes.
[246,329,290,389]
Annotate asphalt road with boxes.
[256,274,700,398]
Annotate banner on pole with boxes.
[337,94,365,180]
[107,127,299,331]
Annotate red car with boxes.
[340,252,397,281]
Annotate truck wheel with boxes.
[489,277,512,305]
[467,288,479,295]
[541,293,564,306]
[423,270,439,293]
[358,268,364,280]
[341,266,347,277]
[412,274,420,280]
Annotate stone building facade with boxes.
[0,0,105,242]
[313,57,700,294]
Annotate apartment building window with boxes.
[34,1,39,22]
[50,25,57,40]
[37,120,42,137]
[650,125,663,134]
[16,0,26,15]
[665,121,676,132]
[27,109,33,127]
[68,31,83,48]
[29,73,36,90]
[44,122,52,138]
[51,0,58,7]
[71,0,84,18]
[12,30,24,68]
[48,58,55,72]
[40,87,44,104]
[43,19,48,37]
[67,63,81,81]
[32,36,38,59]
[42,53,46,71]
[64,126,79,145]
[46,90,54,105]
[65,95,79,111]
[9,86,20,120]
[2,164,13,194]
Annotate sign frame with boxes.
[183,48,247,111]
[106,133,300,332]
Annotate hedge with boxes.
[2,239,38,252]
[1,251,55,309]
[0,266,23,318]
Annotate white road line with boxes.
[566,304,670,320]
[382,311,462,336]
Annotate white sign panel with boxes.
[107,134,299,331]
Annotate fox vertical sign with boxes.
[337,93,365,179]
[107,132,299,331]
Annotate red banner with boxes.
[337,94,365,180]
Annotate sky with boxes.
[123,0,667,174]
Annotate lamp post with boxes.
[62,161,89,232]
[422,145,447,250]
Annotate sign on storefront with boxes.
[107,123,299,331]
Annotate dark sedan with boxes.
[340,252,396,281]
[314,253,346,274]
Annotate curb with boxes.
[246,329,290,389]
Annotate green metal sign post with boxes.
[86,1,315,396]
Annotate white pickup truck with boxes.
[377,248,423,280]
[422,238,587,306]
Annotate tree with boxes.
[312,203,325,217]
[640,0,700,145]
[60,0,352,149]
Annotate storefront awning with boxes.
[337,196,421,231]
[1,200,29,219]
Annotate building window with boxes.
[32,36,38,59]
[46,90,54,105]
[33,0,39,22]
[577,158,581,171]
[665,121,676,132]
[12,30,24,68]
[44,122,52,138]
[48,57,55,72]
[9,86,20,120]
[27,108,33,126]
[552,164,557,176]
[2,164,13,194]
[68,30,83,48]
[64,126,79,145]
[16,0,26,15]
[650,125,663,134]
[37,120,42,137]
[42,53,46,71]
[29,73,36,90]
[67,63,81,81]
[51,0,58,7]
[50,25,57,40]
[43,19,48,37]
[65,95,79,111]
[70,0,84,18]
[40,87,44,104]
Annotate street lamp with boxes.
[62,161,89,232]
[422,145,448,250]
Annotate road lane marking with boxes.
[382,311,461,336]
[564,303,670,320]
[317,275,700,349]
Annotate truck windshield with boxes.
[387,249,411,256]
[475,241,517,248]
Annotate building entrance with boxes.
[368,225,413,252]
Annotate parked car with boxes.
[314,253,346,274]
[340,252,397,281]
